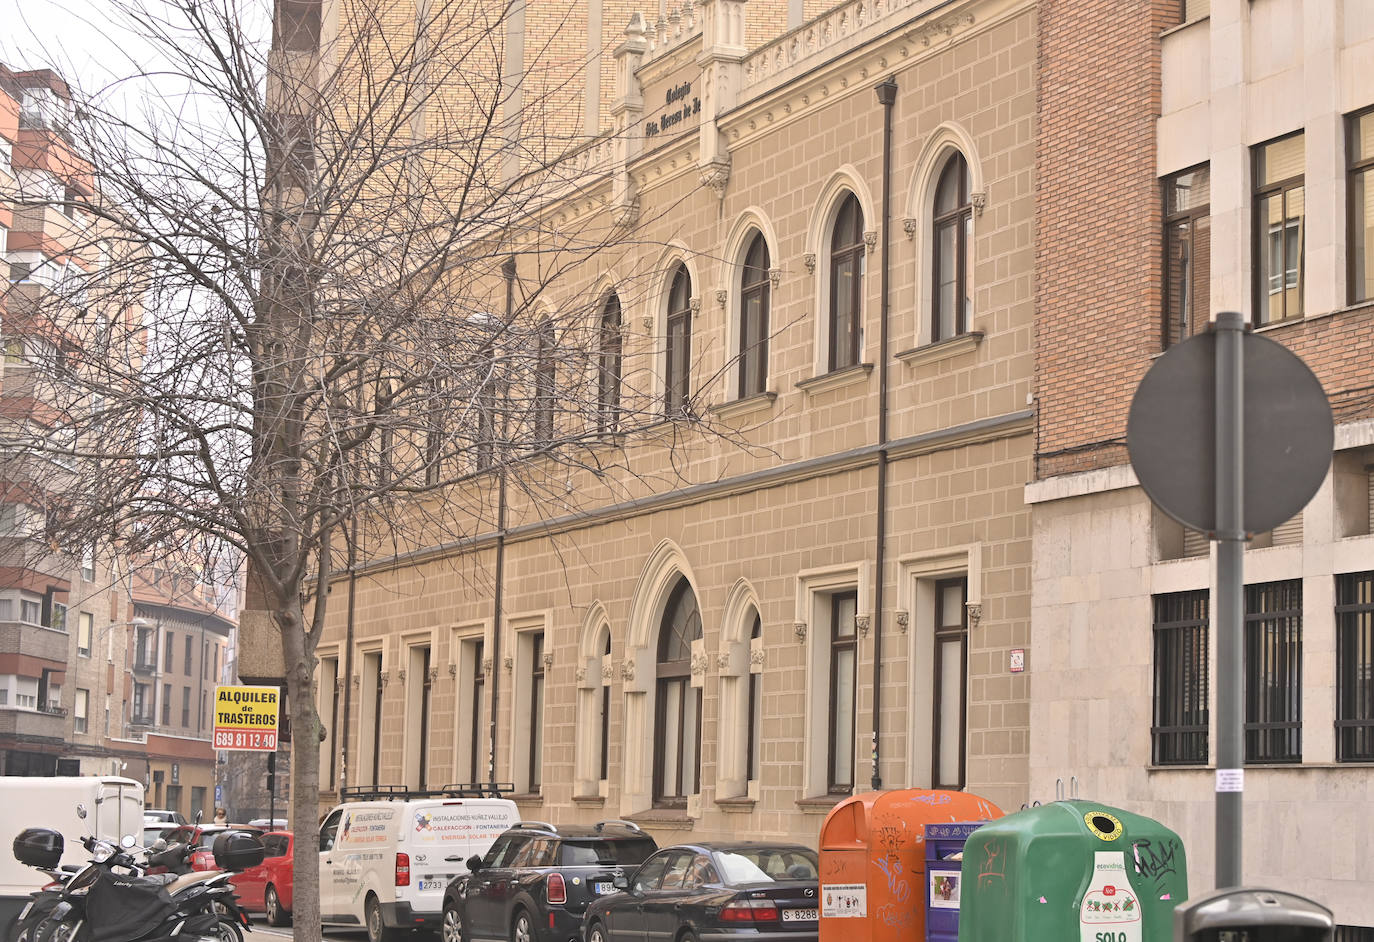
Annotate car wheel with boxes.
[265,885,290,927]
[587,921,607,942]
[366,895,400,942]
[678,930,698,942]
[442,904,464,942]
[511,909,534,942]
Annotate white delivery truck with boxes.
[0,776,145,936]
[319,788,518,942]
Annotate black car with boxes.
[583,842,819,942]
[443,820,658,942]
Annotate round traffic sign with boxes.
[1127,325,1333,535]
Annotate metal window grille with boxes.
[1152,590,1210,765]
[1336,571,1374,761]
[1244,580,1303,763]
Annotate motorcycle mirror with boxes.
[194,809,203,825]
[76,804,87,820]
[121,835,136,849]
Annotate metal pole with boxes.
[1214,310,1246,888]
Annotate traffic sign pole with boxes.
[1214,311,1245,888]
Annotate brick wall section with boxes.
[1034,0,1180,479]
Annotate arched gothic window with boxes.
[664,266,693,416]
[829,195,865,370]
[654,577,702,807]
[597,295,622,434]
[932,153,972,342]
[739,234,770,398]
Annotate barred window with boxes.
[1336,571,1374,762]
[1244,580,1303,763]
[1152,590,1209,765]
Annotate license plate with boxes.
[781,909,818,922]
[417,879,445,891]
[593,882,614,895]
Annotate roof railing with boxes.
[339,783,515,801]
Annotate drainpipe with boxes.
[487,255,517,795]
[871,75,897,792]
[339,516,357,794]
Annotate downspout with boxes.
[487,256,517,795]
[871,76,897,792]
[339,516,357,794]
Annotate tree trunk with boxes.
[279,597,323,942]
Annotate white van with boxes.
[319,788,518,942]
[0,776,145,936]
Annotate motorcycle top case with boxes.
[12,828,63,869]
[212,831,265,872]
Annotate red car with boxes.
[230,831,293,926]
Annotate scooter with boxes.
[10,830,81,942]
[17,813,262,942]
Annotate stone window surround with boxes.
[897,543,983,789]
[794,561,871,800]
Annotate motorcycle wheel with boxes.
[34,916,80,942]
[210,917,244,942]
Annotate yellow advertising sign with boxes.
[213,684,280,751]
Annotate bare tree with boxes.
[0,0,755,937]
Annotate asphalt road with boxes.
[247,916,376,942]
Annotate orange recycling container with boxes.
[817,790,1003,942]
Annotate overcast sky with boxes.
[0,0,154,89]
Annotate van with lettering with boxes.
[319,786,518,942]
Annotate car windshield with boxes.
[560,839,656,867]
[714,848,819,884]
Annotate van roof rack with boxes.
[512,820,557,832]
[340,783,515,801]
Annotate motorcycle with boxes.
[16,815,262,942]
[10,829,80,942]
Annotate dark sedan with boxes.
[584,843,819,942]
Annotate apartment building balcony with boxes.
[0,704,67,743]
[131,654,158,675]
[0,620,69,663]
[129,711,156,729]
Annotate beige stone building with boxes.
[314,0,1036,847]
[1030,0,1374,929]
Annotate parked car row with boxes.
[204,788,819,942]
[443,821,820,942]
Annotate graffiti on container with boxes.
[877,904,913,930]
[909,792,953,806]
[872,855,912,904]
[823,855,849,878]
[1131,837,1180,890]
[975,799,995,820]
[976,838,1008,896]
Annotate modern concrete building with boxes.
[1029,0,1374,929]
[0,63,238,821]
[311,0,1037,847]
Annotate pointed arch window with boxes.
[932,153,972,342]
[534,320,556,444]
[599,633,612,781]
[654,577,702,808]
[739,235,771,398]
[597,295,622,435]
[665,266,693,416]
[829,195,865,370]
[745,611,762,782]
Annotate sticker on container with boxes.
[1078,851,1141,942]
[821,884,867,918]
[1084,811,1123,841]
[1215,768,1244,793]
[929,870,961,910]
